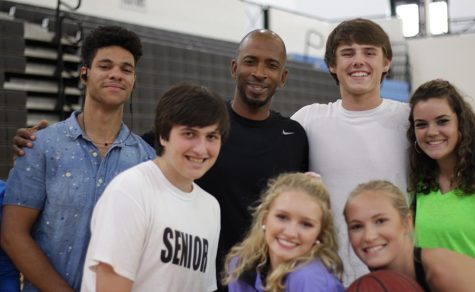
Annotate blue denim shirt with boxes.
[0,180,21,292]
[4,112,156,291]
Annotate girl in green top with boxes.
[407,79,475,258]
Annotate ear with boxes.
[159,135,168,149]
[404,214,414,234]
[80,66,88,84]
[328,64,336,74]
[230,59,238,80]
[278,68,289,88]
[383,58,391,73]
[261,212,269,228]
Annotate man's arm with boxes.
[1,205,73,292]
[96,263,133,292]
[12,120,48,157]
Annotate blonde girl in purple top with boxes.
[222,173,344,292]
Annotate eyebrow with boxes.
[273,209,318,222]
[206,129,220,135]
[182,126,220,134]
[338,48,354,53]
[96,58,134,68]
[348,212,385,223]
[414,114,452,122]
[371,213,385,219]
[338,45,379,51]
[242,55,281,65]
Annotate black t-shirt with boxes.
[197,103,308,265]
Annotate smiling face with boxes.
[345,190,412,271]
[157,124,221,192]
[82,45,136,109]
[329,43,390,102]
[231,32,288,110]
[413,97,459,167]
[263,189,323,270]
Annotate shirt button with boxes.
[92,152,98,157]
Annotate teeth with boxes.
[428,140,444,145]
[351,72,368,77]
[188,157,205,163]
[277,238,298,248]
[249,84,266,91]
[364,245,384,253]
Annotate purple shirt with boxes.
[228,258,344,292]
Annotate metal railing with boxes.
[53,0,82,120]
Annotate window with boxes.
[430,1,448,35]
[395,1,448,37]
[396,3,419,37]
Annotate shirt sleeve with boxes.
[286,261,344,292]
[291,105,309,128]
[85,174,148,282]
[206,197,220,291]
[4,139,47,210]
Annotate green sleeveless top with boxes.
[415,189,475,258]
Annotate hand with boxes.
[304,171,322,180]
[12,120,49,157]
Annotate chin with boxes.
[245,99,268,108]
[241,93,271,108]
[366,260,390,271]
[193,168,213,180]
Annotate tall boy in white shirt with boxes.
[292,18,409,284]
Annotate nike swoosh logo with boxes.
[282,130,295,135]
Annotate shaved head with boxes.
[237,29,287,63]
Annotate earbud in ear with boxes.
[81,73,88,81]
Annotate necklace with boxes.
[80,113,117,148]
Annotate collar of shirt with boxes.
[66,111,138,148]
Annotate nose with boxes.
[427,123,439,136]
[108,66,123,80]
[193,137,207,155]
[363,226,377,242]
[352,52,364,67]
[282,221,298,238]
[252,62,267,79]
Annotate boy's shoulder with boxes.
[193,183,220,208]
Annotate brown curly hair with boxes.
[407,79,475,195]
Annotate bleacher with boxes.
[0,1,342,179]
[0,14,27,179]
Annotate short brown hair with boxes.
[154,83,230,156]
[324,18,392,85]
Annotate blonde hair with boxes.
[344,180,412,225]
[222,173,343,292]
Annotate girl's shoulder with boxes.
[286,260,344,292]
